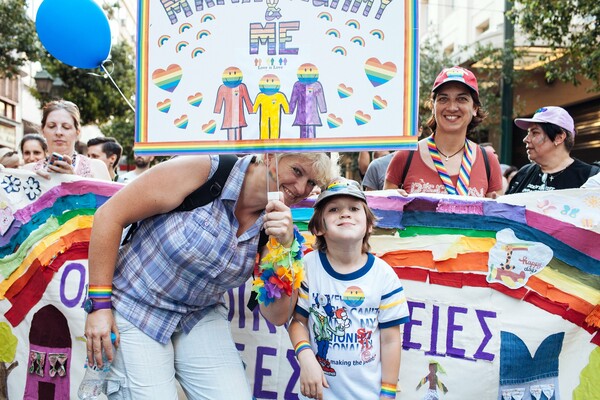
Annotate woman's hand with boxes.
[263,192,294,246]
[84,309,119,367]
[34,154,75,179]
[47,153,75,175]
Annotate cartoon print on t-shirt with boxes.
[309,294,351,376]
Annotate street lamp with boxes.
[34,69,53,95]
[34,69,67,99]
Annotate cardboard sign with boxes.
[135,0,420,155]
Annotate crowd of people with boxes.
[1,66,599,400]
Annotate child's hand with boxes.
[298,352,328,399]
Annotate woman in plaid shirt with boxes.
[84,153,336,399]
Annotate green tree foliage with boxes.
[510,0,600,91]
[0,0,42,78]
[37,41,136,126]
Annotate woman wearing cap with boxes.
[506,106,597,193]
[384,66,503,197]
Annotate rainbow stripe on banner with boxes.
[133,136,417,156]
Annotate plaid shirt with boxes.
[112,155,263,343]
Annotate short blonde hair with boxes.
[256,153,338,188]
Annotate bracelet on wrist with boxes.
[88,285,112,300]
[294,340,312,357]
[251,226,305,306]
[380,383,397,398]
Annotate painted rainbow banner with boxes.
[135,0,419,155]
[1,170,598,399]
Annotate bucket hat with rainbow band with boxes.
[314,177,366,208]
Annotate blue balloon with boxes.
[36,0,112,69]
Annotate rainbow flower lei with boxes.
[252,227,305,306]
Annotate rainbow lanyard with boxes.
[427,135,474,195]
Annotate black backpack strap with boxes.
[174,154,238,212]
[122,155,238,245]
[479,145,491,183]
[399,150,415,189]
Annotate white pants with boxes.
[106,305,253,400]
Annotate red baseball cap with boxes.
[432,66,479,94]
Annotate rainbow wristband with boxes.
[294,340,311,357]
[380,383,397,398]
[88,285,112,299]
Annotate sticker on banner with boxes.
[487,229,553,289]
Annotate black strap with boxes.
[479,145,491,183]
[399,150,415,189]
[122,155,238,245]
[589,163,600,178]
[174,154,238,212]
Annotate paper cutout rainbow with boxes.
[0,176,121,326]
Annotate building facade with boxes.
[420,0,600,167]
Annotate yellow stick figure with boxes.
[253,74,289,139]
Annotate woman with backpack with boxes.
[384,66,503,198]
[84,153,337,399]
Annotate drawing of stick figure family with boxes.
[213,63,327,140]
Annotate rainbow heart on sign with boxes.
[152,64,183,93]
[174,114,188,129]
[354,110,371,125]
[327,114,343,129]
[187,92,203,107]
[202,120,216,134]
[337,84,353,99]
[364,58,396,87]
[372,95,388,110]
[156,99,171,113]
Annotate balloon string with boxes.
[100,62,135,112]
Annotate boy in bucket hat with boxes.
[506,106,599,193]
[288,177,410,400]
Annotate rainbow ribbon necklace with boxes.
[427,135,474,195]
